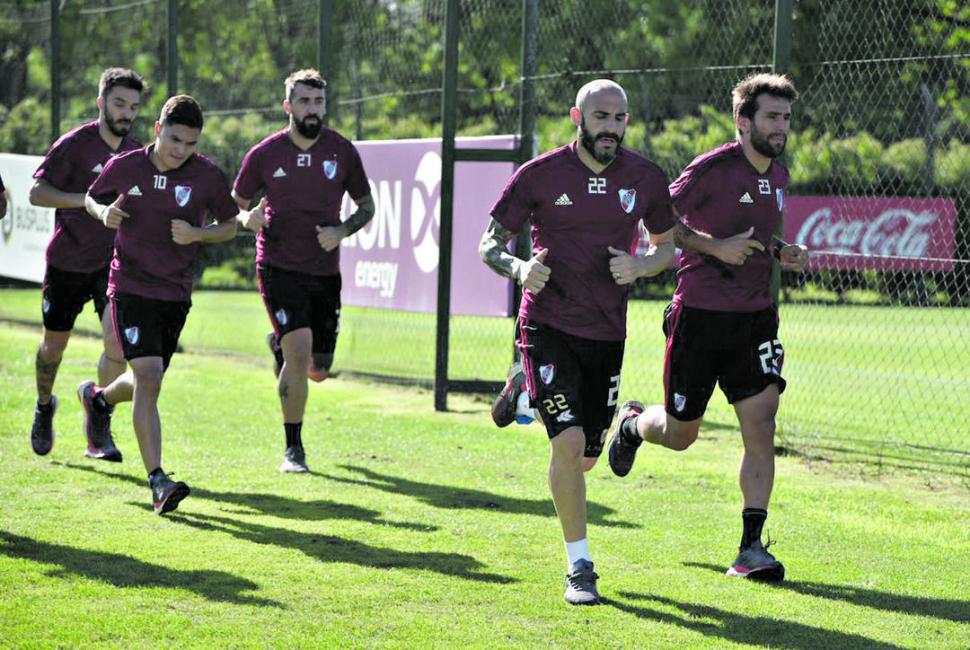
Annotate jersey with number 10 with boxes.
[233,128,370,277]
[491,142,675,342]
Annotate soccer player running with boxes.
[233,69,375,474]
[82,95,252,514]
[606,73,809,581]
[27,68,144,460]
[479,79,684,605]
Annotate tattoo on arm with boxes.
[673,221,697,249]
[343,196,376,236]
[479,219,521,280]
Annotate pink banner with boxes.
[785,196,958,271]
[339,136,516,316]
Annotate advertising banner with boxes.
[0,153,52,283]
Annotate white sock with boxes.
[515,390,536,421]
[565,538,591,571]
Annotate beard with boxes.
[579,117,623,165]
[104,111,132,137]
[295,115,322,139]
[750,123,786,158]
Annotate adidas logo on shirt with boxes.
[91,163,104,173]
[739,192,754,204]
[128,185,142,196]
[273,167,287,178]
[554,193,573,206]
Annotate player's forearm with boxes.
[672,220,720,255]
[198,221,238,243]
[30,180,85,210]
[342,195,376,236]
[479,220,523,282]
[84,193,108,222]
[637,240,675,278]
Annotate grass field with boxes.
[1,288,967,473]
[1,317,969,647]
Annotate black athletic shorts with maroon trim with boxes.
[518,319,625,458]
[257,264,341,355]
[41,264,110,332]
[110,292,190,371]
[662,301,786,422]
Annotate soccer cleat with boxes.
[280,445,309,473]
[151,474,191,515]
[266,332,284,378]
[564,559,601,605]
[77,381,122,462]
[726,540,786,582]
[607,400,645,477]
[30,395,58,456]
[491,362,529,428]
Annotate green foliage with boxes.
[0,97,49,155]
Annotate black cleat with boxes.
[77,381,122,462]
[280,445,309,473]
[491,362,528,428]
[30,395,57,456]
[151,474,191,515]
[564,559,601,605]
[607,400,645,477]
[266,332,284,378]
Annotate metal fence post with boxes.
[49,0,60,143]
[167,0,178,95]
[434,0,460,411]
[771,0,793,303]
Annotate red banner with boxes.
[784,196,958,271]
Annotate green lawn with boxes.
[1,288,967,473]
[0,322,968,647]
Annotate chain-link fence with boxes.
[1,0,967,475]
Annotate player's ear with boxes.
[96,96,104,113]
[569,106,582,127]
[736,115,748,136]
[283,99,291,114]
[153,121,161,137]
[625,113,630,125]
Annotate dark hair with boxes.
[284,68,327,100]
[159,95,204,130]
[99,67,146,99]
[732,73,798,123]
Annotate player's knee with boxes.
[307,367,329,383]
[308,354,332,382]
[39,337,68,359]
[667,427,699,451]
[550,428,585,463]
[581,457,599,472]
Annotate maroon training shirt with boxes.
[88,146,238,302]
[233,128,370,276]
[491,142,675,341]
[670,141,790,312]
[32,121,141,272]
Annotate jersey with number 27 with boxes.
[233,128,370,277]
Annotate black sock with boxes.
[36,399,55,413]
[741,508,768,549]
[93,391,113,413]
[285,422,303,449]
[620,413,641,444]
[148,467,165,486]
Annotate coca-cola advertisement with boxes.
[785,196,957,271]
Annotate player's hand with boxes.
[712,227,764,265]
[171,219,199,245]
[316,224,347,252]
[239,197,267,232]
[608,246,641,285]
[99,195,129,229]
[517,248,551,294]
[780,244,809,272]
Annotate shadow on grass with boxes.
[322,465,639,529]
[159,510,515,585]
[607,591,903,650]
[684,562,970,624]
[58,462,435,531]
[0,530,280,607]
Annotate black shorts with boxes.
[663,302,786,421]
[257,264,341,355]
[110,292,190,371]
[518,319,625,458]
[41,265,110,332]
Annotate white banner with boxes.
[0,153,52,283]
